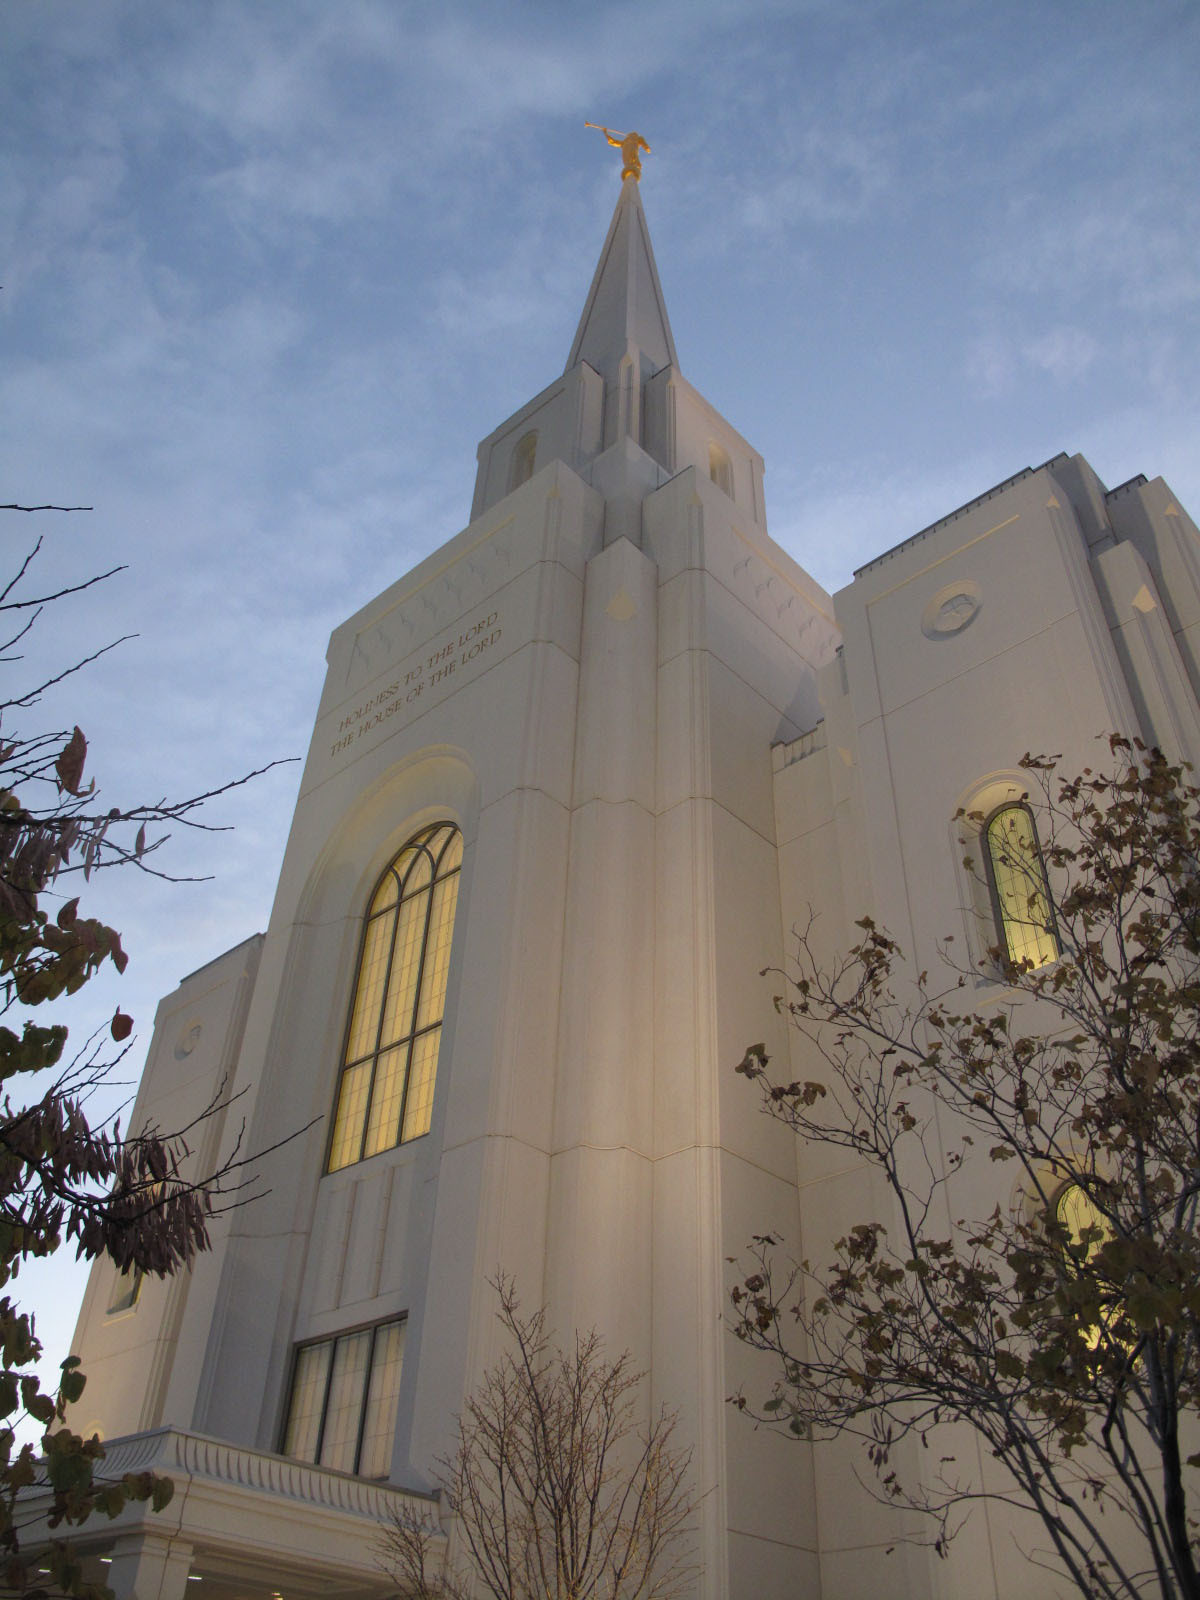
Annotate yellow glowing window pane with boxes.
[416,876,460,1031]
[368,868,399,916]
[400,846,432,896]
[328,1061,372,1171]
[282,1319,405,1478]
[401,1029,440,1142]
[378,896,426,1050]
[1057,1184,1107,1258]
[986,806,1058,969]
[319,1331,371,1474]
[363,1045,409,1159]
[358,1321,406,1479]
[1054,1184,1114,1350]
[328,824,461,1173]
[345,916,394,1063]
[283,1343,330,1464]
[434,826,462,875]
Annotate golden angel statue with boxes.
[586,124,651,182]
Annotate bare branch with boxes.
[732,741,1200,1600]
[0,505,93,515]
[0,537,300,1593]
[1,632,135,709]
[380,1277,697,1600]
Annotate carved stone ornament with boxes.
[921,579,982,640]
[174,1022,202,1060]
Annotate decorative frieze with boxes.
[772,720,828,773]
[98,1425,434,1520]
[728,541,839,666]
[347,519,516,690]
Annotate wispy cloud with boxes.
[772,447,1026,596]
[966,324,1099,395]
[2,0,1198,1401]
[983,190,1200,318]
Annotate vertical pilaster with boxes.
[546,536,657,1359]
[106,1533,195,1600]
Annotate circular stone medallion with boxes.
[174,1022,203,1060]
[922,580,982,640]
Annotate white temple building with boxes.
[56,167,1200,1600]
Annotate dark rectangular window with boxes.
[106,1265,143,1314]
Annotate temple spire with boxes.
[565,176,678,380]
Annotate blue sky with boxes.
[3,0,1199,1416]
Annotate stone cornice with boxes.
[21,1426,441,1587]
[101,1425,432,1520]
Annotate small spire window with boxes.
[510,430,538,491]
[708,443,733,499]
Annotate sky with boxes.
[3,0,1199,1420]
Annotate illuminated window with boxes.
[708,442,733,498]
[327,822,462,1172]
[510,430,538,490]
[1051,1182,1117,1350]
[1054,1183,1107,1259]
[281,1317,406,1478]
[107,1265,143,1314]
[983,803,1059,969]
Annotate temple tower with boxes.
[62,156,1200,1600]
[68,172,840,1597]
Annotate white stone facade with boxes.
[64,179,1200,1599]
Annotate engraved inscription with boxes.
[330,610,503,759]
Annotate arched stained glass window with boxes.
[1055,1182,1108,1261]
[1051,1182,1117,1351]
[984,803,1059,970]
[327,822,462,1172]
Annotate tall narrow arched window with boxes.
[510,430,538,491]
[983,803,1059,970]
[327,822,463,1172]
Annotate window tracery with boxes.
[327,822,462,1172]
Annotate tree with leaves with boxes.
[380,1278,695,1600]
[731,738,1200,1600]
[0,530,284,1599]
